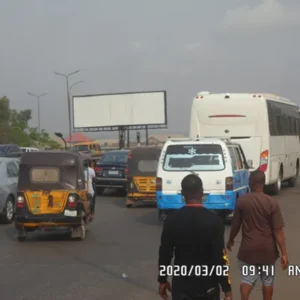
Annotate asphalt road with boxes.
[0,186,299,300]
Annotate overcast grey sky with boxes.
[1,0,300,137]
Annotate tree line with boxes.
[0,96,61,149]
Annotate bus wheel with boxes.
[288,161,299,187]
[271,168,283,195]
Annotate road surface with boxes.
[0,186,299,299]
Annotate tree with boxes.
[0,96,62,149]
[0,96,10,144]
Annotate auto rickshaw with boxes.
[15,151,95,241]
[126,146,161,207]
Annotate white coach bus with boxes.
[189,92,300,194]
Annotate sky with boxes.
[1,0,300,139]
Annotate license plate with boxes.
[64,210,77,217]
[108,170,119,175]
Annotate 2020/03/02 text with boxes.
[159,265,229,277]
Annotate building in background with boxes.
[147,134,185,146]
[65,133,92,144]
[95,133,186,149]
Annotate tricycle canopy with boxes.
[18,151,87,190]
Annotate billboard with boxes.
[72,91,167,131]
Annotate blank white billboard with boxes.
[73,91,167,129]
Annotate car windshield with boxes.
[163,144,225,171]
[99,152,128,164]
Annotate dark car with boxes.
[0,144,23,158]
[94,150,129,195]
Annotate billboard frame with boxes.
[72,90,167,132]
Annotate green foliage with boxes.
[0,96,61,149]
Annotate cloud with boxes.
[185,42,202,51]
[221,0,300,32]
[131,41,147,52]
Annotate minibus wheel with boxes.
[288,160,299,187]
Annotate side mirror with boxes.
[247,159,253,168]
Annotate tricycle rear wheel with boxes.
[71,218,86,240]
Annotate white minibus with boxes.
[189,92,300,194]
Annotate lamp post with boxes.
[54,70,80,145]
[54,132,67,150]
[27,92,47,132]
[70,80,84,91]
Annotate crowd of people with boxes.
[157,170,288,300]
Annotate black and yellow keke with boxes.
[126,147,161,207]
[15,151,94,241]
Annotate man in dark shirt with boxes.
[158,174,232,300]
[227,170,288,300]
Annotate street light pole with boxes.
[27,92,47,132]
[70,80,84,91]
[54,70,80,145]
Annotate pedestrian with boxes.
[84,161,96,216]
[226,170,288,300]
[158,174,232,300]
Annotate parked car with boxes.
[94,150,129,195]
[0,144,23,158]
[0,157,20,223]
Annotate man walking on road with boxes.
[158,174,232,300]
[227,170,288,300]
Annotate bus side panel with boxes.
[284,135,300,179]
[269,136,285,184]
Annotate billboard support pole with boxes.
[145,125,149,146]
[119,126,125,149]
[127,128,130,149]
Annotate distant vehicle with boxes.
[156,138,250,221]
[0,144,23,158]
[20,147,39,153]
[72,142,101,154]
[94,150,129,195]
[0,157,20,223]
[190,92,300,194]
[126,146,161,208]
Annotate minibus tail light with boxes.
[156,177,162,191]
[225,177,233,191]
